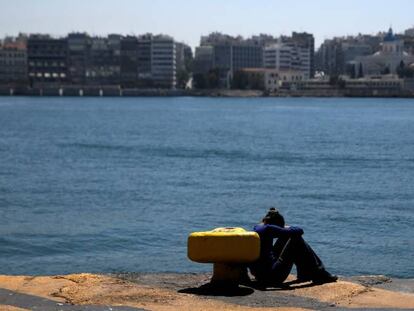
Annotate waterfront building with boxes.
[175,42,191,72]
[316,35,381,77]
[175,42,193,88]
[211,44,232,87]
[117,34,177,89]
[316,39,343,76]
[232,44,263,71]
[264,41,311,80]
[27,35,68,86]
[87,35,121,85]
[353,28,414,76]
[0,36,27,86]
[201,33,265,72]
[120,36,139,87]
[282,32,315,78]
[1,33,27,50]
[399,30,414,55]
[136,34,153,87]
[152,35,176,88]
[277,75,403,97]
[344,75,403,92]
[195,33,264,88]
[263,43,291,70]
[404,75,414,94]
[67,33,90,85]
[193,46,214,74]
[194,32,313,88]
[404,27,414,37]
[241,67,305,92]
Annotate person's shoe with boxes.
[296,274,313,283]
[312,271,338,284]
[239,273,252,286]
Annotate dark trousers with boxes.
[263,236,326,284]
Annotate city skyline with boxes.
[1,0,413,48]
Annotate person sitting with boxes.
[249,207,337,286]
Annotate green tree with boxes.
[381,66,390,75]
[358,63,364,78]
[338,78,346,89]
[185,58,193,73]
[349,64,356,79]
[207,68,220,89]
[329,75,339,85]
[176,69,190,89]
[231,70,249,90]
[329,75,346,88]
[193,73,207,89]
[396,61,414,78]
[396,61,405,78]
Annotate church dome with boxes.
[384,27,396,42]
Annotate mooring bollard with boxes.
[188,227,260,286]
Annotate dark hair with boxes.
[262,207,285,227]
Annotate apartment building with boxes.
[0,37,27,85]
[152,35,176,88]
[27,35,68,86]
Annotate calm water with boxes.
[1,96,414,278]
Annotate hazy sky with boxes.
[1,0,413,48]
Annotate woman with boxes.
[249,207,337,285]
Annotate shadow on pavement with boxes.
[178,278,321,297]
[0,288,145,311]
[178,282,254,297]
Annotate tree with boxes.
[329,75,346,88]
[207,68,220,89]
[397,61,405,78]
[193,73,207,89]
[338,78,346,89]
[192,68,221,89]
[358,63,364,78]
[381,66,390,75]
[231,70,249,90]
[349,64,356,79]
[396,61,414,78]
[176,69,190,89]
[329,75,339,85]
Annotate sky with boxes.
[1,0,413,49]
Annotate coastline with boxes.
[1,273,414,310]
[1,87,413,98]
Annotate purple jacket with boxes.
[250,224,303,275]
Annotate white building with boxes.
[354,28,414,76]
[152,35,176,88]
[241,68,305,92]
[264,41,311,80]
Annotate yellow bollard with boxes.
[188,227,260,285]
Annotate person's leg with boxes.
[268,237,295,284]
[286,236,337,283]
[290,237,324,280]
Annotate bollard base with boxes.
[211,263,249,286]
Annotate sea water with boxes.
[1,96,413,277]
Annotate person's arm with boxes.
[266,224,304,238]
